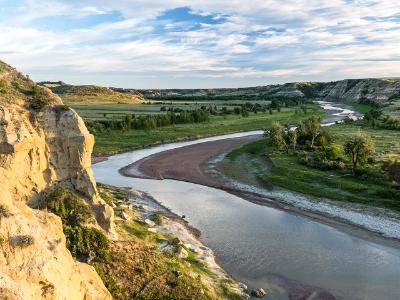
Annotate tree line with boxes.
[265,116,375,176]
[86,109,210,134]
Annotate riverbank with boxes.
[97,184,247,299]
[89,105,323,155]
[121,135,400,245]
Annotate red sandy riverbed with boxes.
[119,135,263,187]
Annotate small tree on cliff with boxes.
[343,130,374,175]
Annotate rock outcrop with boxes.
[0,61,112,299]
[140,78,400,105]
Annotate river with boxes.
[93,102,400,300]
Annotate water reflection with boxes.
[93,103,400,300]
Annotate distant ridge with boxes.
[39,77,400,105]
[139,78,400,104]
[39,81,144,104]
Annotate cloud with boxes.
[0,0,399,88]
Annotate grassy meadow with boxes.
[225,122,400,211]
[86,104,323,155]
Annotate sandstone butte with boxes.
[0,61,114,299]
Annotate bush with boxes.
[30,85,50,109]
[37,187,110,262]
[38,188,92,227]
[323,145,343,161]
[64,226,110,262]
[299,151,345,170]
[0,79,6,93]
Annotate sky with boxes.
[0,0,399,88]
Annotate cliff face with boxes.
[140,78,400,104]
[297,78,400,104]
[0,62,112,299]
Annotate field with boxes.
[71,100,270,119]
[383,99,400,120]
[224,124,400,211]
[89,105,323,155]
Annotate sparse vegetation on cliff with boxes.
[92,185,242,300]
[38,187,110,262]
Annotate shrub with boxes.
[299,151,345,170]
[38,188,92,226]
[0,79,6,93]
[64,226,110,261]
[324,145,343,161]
[383,160,400,184]
[12,235,34,248]
[37,187,110,262]
[30,85,50,109]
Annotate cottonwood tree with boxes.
[266,121,287,152]
[299,116,321,149]
[343,130,374,175]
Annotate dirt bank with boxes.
[120,134,263,187]
[120,135,400,249]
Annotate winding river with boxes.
[93,103,400,300]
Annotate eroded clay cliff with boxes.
[0,61,113,299]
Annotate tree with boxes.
[288,129,297,153]
[299,116,321,148]
[266,121,287,151]
[343,131,374,175]
[123,115,132,131]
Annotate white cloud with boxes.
[0,0,399,88]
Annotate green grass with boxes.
[226,124,400,212]
[71,101,269,120]
[342,101,375,114]
[92,105,323,155]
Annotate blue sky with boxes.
[0,0,399,88]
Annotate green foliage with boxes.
[299,151,346,170]
[324,145,343,161]
[30,85,50,109]
[93,263,122,295]
[38,188,92,227]
[64,226,110,261]
[0,79,6,93]
[298,116,322,148]
[343,131,374,175]
[38,187,110,262]
[265,121,287,151]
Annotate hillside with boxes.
[0,61,113,299]
[140,78,400,105]
[0,61,244,299]
[39,81,144,104]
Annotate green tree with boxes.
[266,121,287,151]
[288,129,297,153]
[123,115,132,131]
[299,116,321,148]
[343,131,374,175]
